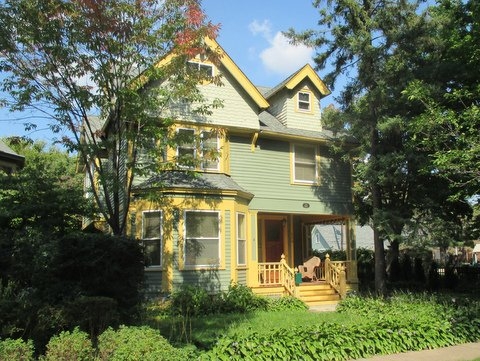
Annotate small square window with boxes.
[298,91,311,111]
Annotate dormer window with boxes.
[187,61,214,77]
[297,91,311,112]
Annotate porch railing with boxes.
[257,254,351,299]
[324,254,347,298]
[257,255,296,296]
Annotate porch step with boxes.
[297,282,341,307]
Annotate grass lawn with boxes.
[144,291,480,360]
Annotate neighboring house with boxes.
[89,38,358,304]
[311,224,379,252]
[0,139,25,174]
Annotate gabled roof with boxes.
[147,37,270,110]
[258,111,336,142]
[263,63,330,100]
[204,37,270,110]
[0,139,25,168]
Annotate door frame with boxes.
[258,214,288,263]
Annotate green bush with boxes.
[41,328,94,361]
[96,326,187,361]
[65,296,119,341]
[170,285,214,317]
[0,338,34,361]
[199,292,480,360]
[266,296,308,312]
[220,283,268,313]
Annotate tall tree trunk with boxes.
[371,127,387,295]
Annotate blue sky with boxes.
[0,0,336,141]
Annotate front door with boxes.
[265,219,284,262]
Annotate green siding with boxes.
[237,269,247,285]
[144,270,162,298]
[229,135,352,215]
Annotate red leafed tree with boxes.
[0,0,221,235]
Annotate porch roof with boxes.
[135,170,254,199]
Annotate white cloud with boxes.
[248,19,314,77]
[259,32,314,76]
[248,19,272,38]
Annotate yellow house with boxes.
[99,38,358,306]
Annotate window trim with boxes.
[297,90,312,112]
[236,212,247,267]
[200,130,220,171]
[292,143,318,184]
[183,210,221,268]
[176,128,196,169]
[187,60,214,77]
[142,210,163,268]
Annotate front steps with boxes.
[296,281,340,307]
[252,281,340,308]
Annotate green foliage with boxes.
[96,326,187,361]
[266,296,308,312]
[220,283,269,313]
[200,292,480,360]
[0,338,34,361]
[41,328,94,361]
[0,232,144,350]
[0,0,221,235]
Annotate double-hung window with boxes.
[293,144,317,183]
[184,210,220,267]
[177,128,196,168]
[142,211,162,267]
[298,91,311,112]
[201,130,219,170]
[237,213,246,266]
[176,128,220,170]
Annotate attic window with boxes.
[187,61,213,77]
[297,91,311,112]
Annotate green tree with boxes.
[0,139,144,347]
[0,0,221,235]
[406,0,480,203]
[285,0,457,294]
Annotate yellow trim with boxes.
[204,37,270,109]
[134,37,270,110]
[251,132,259,152]
[285,64,330,97]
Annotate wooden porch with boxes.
[251,254,358,307]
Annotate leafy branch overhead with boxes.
[0,0,222,235]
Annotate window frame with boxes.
[292,143,318,184]
[184,210,221,268]
[187,60,214,77]
[176,128,196,169]
[236,212,247,267]
[200,130,220,171]
[142,210,163,268]
[297,90,312,112]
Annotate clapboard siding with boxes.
[197,68,260,130]
[236,269,248,285]
[144,270,162,298]
[229,135,352,214]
